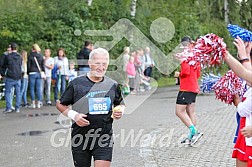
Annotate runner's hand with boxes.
[113,111,123,120]
[74,114,90,127]
[241,126,252,138]
[112,105,125,120]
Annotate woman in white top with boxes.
[225,37,252,166]
[54,48,69,101]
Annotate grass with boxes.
[0,100,5,109]
[154,77,176,87]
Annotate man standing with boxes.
[143,47,154,90]
[44,49,54,105]
[1,43,22,113]
[175,36,203,145]
[77,41,93,75]
[56,48,125,167]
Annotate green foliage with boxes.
[0,0,250,79]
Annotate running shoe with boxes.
[181,137,191,145]
[190,132,203,145]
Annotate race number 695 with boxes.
[93,103,107,111]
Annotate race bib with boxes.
[88,97,111,115]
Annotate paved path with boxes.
[0,86,237,167]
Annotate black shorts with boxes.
[72,145,113,167]
[176,91,197,105]
[72,129,113,167]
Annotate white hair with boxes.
[89,48,109,60]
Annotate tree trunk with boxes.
[130,0,137,18]
[87,0,92,6]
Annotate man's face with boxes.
[7,47,11,53]
[88,44,94,51]
[145,47,150,54]
[89,54,109,78]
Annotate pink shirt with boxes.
[126,62,136,76]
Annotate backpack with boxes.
[52,65,58,80]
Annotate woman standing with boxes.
[27,44,45,108]
[122,47,130,85]
[54,48,69,102]
[20,50,28,107]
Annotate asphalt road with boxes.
[0,85,235,167]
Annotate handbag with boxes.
[34,57,46,79]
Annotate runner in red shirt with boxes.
[175,36,203,145]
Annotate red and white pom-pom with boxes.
[194,33,227,67]
[175,47,198,66]
[176,34,227,67]
[212,70,247,104]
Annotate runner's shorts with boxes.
[72,144,113,167]
[176,91,197,105]
[72,127,113,167]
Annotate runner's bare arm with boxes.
[56,100,90,127]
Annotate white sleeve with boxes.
[64,58,69,75]
[237,95,252,117]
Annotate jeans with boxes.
[54,75,66,101]
[78,67,90,76]
[20,78,28,105]
[29,73,42,102]
[44,77,52,102]
[5,77,21,110]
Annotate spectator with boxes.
[1,43,22,113]
[126,56,136,94]
[54,48,69,102]
[27,44,45,108]
[20,50,28,107]
[0,44,12,79]
[44,49,54,105]
[122,47,130,85]
[0,44,15,110]
[77,41,93,75]
[143,47,155,90]
[68,61,77,82]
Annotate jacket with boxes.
[179,61,201,93]
[1,52,22,80]
[27,51,45,74]
[77,47,91,68]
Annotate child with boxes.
[126,56,136,94]
[68,61,77,82]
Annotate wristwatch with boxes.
[239,58,250,63]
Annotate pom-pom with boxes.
[176,34,227,67]
[212,70,247,104]
[194,33,227,66]
[227,24,252,42]
[200,73,221,93]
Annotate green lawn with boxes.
[0,100,5,109]
[0,77,181,109]
[155,77,176,87]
